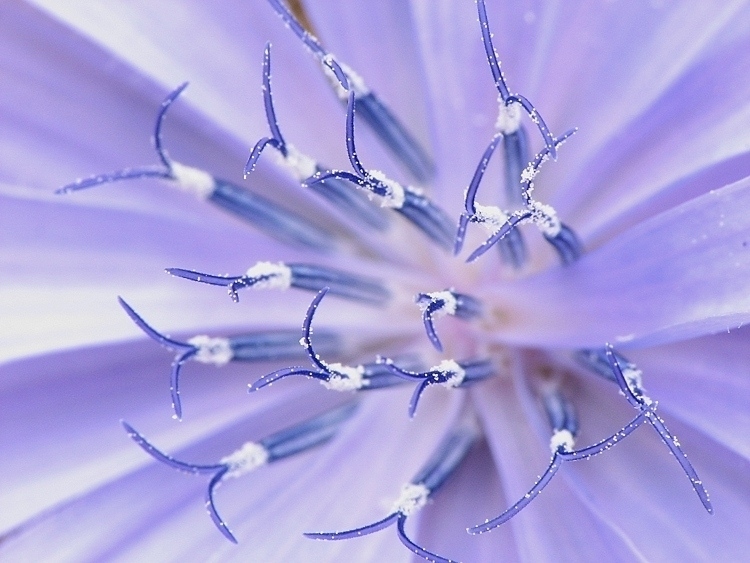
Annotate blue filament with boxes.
[541,390,579,437]
[265,0,435,182]
[167,262,390,304]
[305,424,477,563]
[207,178,334,251]
[503,127,530,206]
[122,401,357,543]
[544,223,583,265]
[353,93,435,184]
[306,92,453,249]
[260,401,358,461]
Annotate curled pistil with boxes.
[306,417,479,562]
[122,401,358,543]
[265,0,434,182]
[118,297,339,419]
[415,290,482,352]
[249,288,403,393]
[380,357,495,417]
[244,43,388,230]
[457,129,582,264]
[475,0,557,159]
[305,91,455,249]
[471,387,646,534]
[57,83,335,251]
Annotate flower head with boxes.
[3,1,750,561]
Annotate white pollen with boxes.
[434,359,466,388]
[496,99,523,134]
[367,170,406,209]
[169,161,216,199]
[322,363,367,391]
[419,291,458,317]
[220,441,269,479]
[244,261,293,290]
[273,144,318,181]
[321,55,370,99]
[391,483,429,516]
[529,201,561,236]
[622,367,643,391]
[474,204,510,234]
[187,335,233,366]
[550,429,575,453]
[520,164,537,183]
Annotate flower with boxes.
[3,0,750,561]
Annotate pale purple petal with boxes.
[490,176,750,348]
[4,0,750,560]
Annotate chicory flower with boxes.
[2,0,750,560]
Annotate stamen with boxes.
[122,401,357,543]
[167,261,389,305]
[470,389,646,535]
[117,297,339,419]
[475,0,557,158]
[244,44,388,230]
[605,345,713,513]
[306,92,453,249]
[415,290,482,352]
[462,129,583,264]
[248,288,401,393]
[381,357,494,417]
[57,83,335,252]
[266,0,435,183]
[453,135,530,266]
[305,421,478,563]
[473,347,713,535]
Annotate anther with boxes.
[381,357,494,417]
[306,92,454,249]
[265,0,435,183]
[118,297,339,419]
[58,83,335,251]
[167,261,390,305]
[244,44,388,230]
[249,288,402,393]
[305,419,478,563]
[122,401,357,543]
[415,290,482,352]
